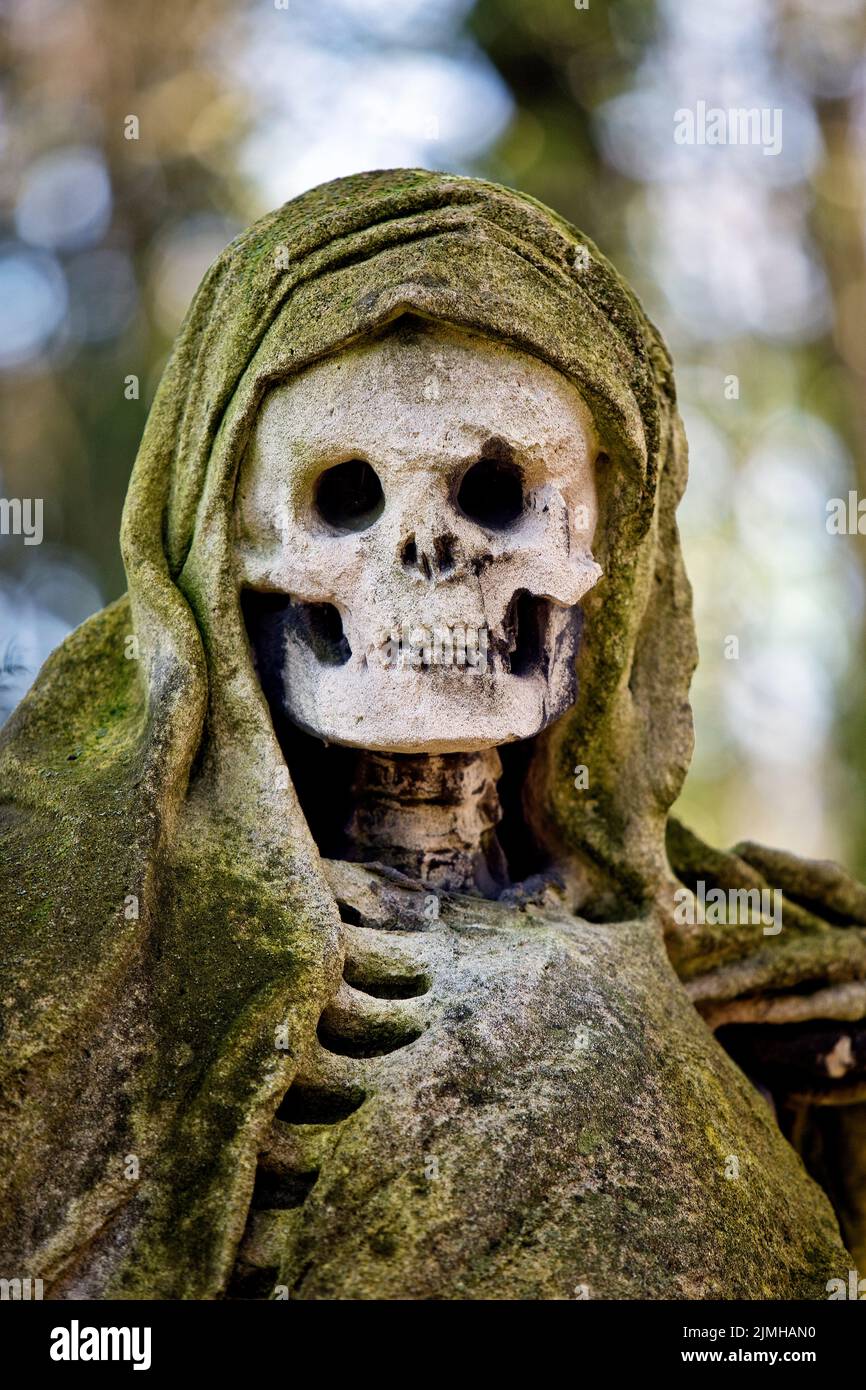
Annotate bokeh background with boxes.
[2,0,866,871]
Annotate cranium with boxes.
[235,319,602,754]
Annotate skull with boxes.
[234,319,602,754]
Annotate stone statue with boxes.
[1,170,865,1300]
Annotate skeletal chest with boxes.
[228,862,851,1300]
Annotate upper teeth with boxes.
[372,622,491,671]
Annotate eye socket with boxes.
[456,456,525,530]
[314,459,384,532]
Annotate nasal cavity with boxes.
[400,533,456,578]
[433,534,456,575]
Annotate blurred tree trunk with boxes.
[812,93,866,876]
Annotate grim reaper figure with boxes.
[2,171,866,1300]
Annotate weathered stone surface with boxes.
[1,169,864,1299]
[231,863,852,1300]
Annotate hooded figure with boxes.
[1,169,865,1300]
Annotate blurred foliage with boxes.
[471,0,659,260]
[1,0,251,597]
[2,0,866,871]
